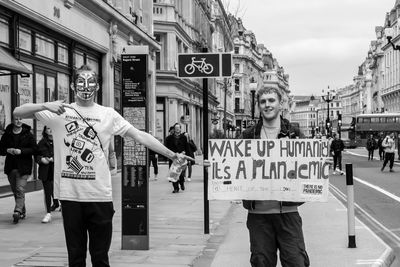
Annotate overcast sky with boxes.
[224,0,395,96]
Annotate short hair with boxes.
[256,87,283,103]
[42,125,49,138]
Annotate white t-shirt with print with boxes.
[35,103,133,202]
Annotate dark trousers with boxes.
[187,161,192,178]
[149,155,158,175]
[41,179,54,213]
[7,169,28,214]
[247,212,309,267]
[333,152,342,171]
[379,148,385,160]
[382,152,395,170]
[61,201,114,267]
[368,149,374,160]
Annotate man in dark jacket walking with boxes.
[330,133,345,175]
[165,123,190,193]
[240,87,309,267]
[0,116,36,223]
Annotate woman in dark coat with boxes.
[36,125,59,223]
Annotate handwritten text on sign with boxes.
[208,139,330,202]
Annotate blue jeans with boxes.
[247,212,309,267]
[7,169,28,214]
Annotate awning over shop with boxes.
[0,47,32,77]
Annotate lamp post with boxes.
[223,78,231,138]
[385,23,400,51]
[321,86,335,137]
[249,77,258,121]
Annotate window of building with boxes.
[18,27,32,52]
[57,43,69,65]
[235,98,240,111]
[234,63,240,73]
[74,51,84,68]
[35,33,55,60]
[57,73,70,102]
[234,46,239,54]
[87,55,99,75]
[235,78,240,91]
[0,17,9,45]
[156,51,160,70]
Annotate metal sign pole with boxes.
[202,46,210,235]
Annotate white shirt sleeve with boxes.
[34,110,58,126]
[111,109,134,137]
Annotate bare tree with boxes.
[222,0,247,18]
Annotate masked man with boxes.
[13,65,192,267]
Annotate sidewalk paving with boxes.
[0,155,395,267]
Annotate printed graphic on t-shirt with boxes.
[61,114,102,180]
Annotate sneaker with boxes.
[41,213,51,223]
[187,178,191,182]
[154,174,158,181]
[381,166,385,172]
[12,212,20,224]
[181,184,185,191]
[340,171,344,175]
[390,169,394,172]
[172,189,179,193]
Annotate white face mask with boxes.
[74,71,98,101]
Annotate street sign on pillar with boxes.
[177,53,232,78]
[121,46,149,250]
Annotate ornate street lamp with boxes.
[385,22,400,51]
[321,86,335,136]
[249,77,258,121]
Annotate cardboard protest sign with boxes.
[208,139,330,202]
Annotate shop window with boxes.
[18,27,32,52]
[0,18,9,45]
[17,62,33,129]
[58,43,69,65]
[74,51,84,68]
[57,73,70,102]
[35,34,55,60]
[87,55,99,75]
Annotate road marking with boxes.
[330,184,400,244]
[353,176,400,203]
[345,151,400,166]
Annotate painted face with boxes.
[258,92,282,121]
[12,117,23,128]
[74,70,98,101]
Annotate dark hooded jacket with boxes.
[0,123,37,175]
[240,116,304,211]
[36,136,54,181]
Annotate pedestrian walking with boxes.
[240,87,309,267]
[381,132,396,172]
[36,125,59,223]
[148,132,158,181]
[378,132,385,161]
[165,123,190,193]
[0,116,37,224]
[397,133,400,161]
[366,134,377,161]
[13,65,192,267]
[184,132,197,182]
[330,133,345,175]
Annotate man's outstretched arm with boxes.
[13,100,69,119]
[125,126,194,162]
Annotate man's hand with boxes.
[172,152,194,163]
[6,148,16,155]
[14,149,21,155]
[41,157,50,164]
[43,100,70,115]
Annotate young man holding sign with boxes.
[240,87,309,267]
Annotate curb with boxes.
[372,248,396,267]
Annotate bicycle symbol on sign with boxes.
[184,57,214,75]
